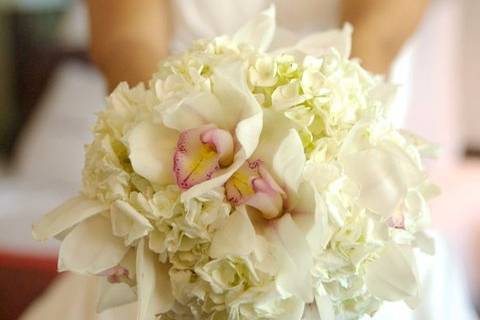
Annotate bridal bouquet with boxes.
[33,7,438,320]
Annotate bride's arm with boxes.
[341,0,429,74]
[87,0,172,92]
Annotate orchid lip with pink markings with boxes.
[225,159,286,219]
[173,125,234,190]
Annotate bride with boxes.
[21,0,477,319]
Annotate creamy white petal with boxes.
[212,61,263,157]
[292,182,331,252]
[136,239,174,319]
[209,207,256,258]
[161,92,238,132]
[341,147,422,216]
[253,110,304,197]
[58,215,128,274]
[97,278,137,313]
[233,5,276,52]
[128,121,178,185]
[315,289,335,320]
[266,214,313,303]
[365,244,418,301]
[32,195,107,241]
[111,200,153,246]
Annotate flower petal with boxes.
[128,121,178,185]
[161,91,238,132]
[136,239,174,319]
[212,61,263,158]
[233,5,276,52]
[365,244,419,301]
[111,200,153,245]
[340,146,422,216]
[271,80,306,111]
[209,207,257,258]
[291,182,331,252]
[265,214,314,303]
[32,195,107,241]
[97,278,137,313]
[225,160,285,219]
[58,215,128,274]
[253,110,305,197]
[174,126,234,189]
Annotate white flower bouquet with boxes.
[33,7,438,320]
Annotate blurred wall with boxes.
[462,0,480,149]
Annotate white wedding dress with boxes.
[15,1,478,319]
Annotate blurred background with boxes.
[0,0,479,319]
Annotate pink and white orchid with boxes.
[225,159,285,219]
[128,61,263,201]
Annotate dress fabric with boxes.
[18,1,477,319]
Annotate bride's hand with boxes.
[341,0,430,75]
[87,0,172,92]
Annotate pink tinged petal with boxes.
[32,195,108,241]
[58,215,129,274]
[98,266,131,285]
[225,159,285,219]
[387,212,405,229]
[174,126,234,189]
[248,178,285,220]
[200,127,234,166]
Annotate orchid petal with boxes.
[32,195,107,241]
[266,214,314,303]
[97,278,137,313]
[212,62,263,158]
[161,91,238,132]
[233,5,276,52]
[128,121,178,185]
[58,215,128,274]
[365,245,419,301]
[111,200,153,246]
[253,110,305,197]
[315,290,335,320]
[136,239,174,319]
[201,127,234,166]
[292,182,331,252]
[247,177,285,219]
[340,146,422,216]
[174,126,234,189]
[209,207,256,258]
[225,160,285,219]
